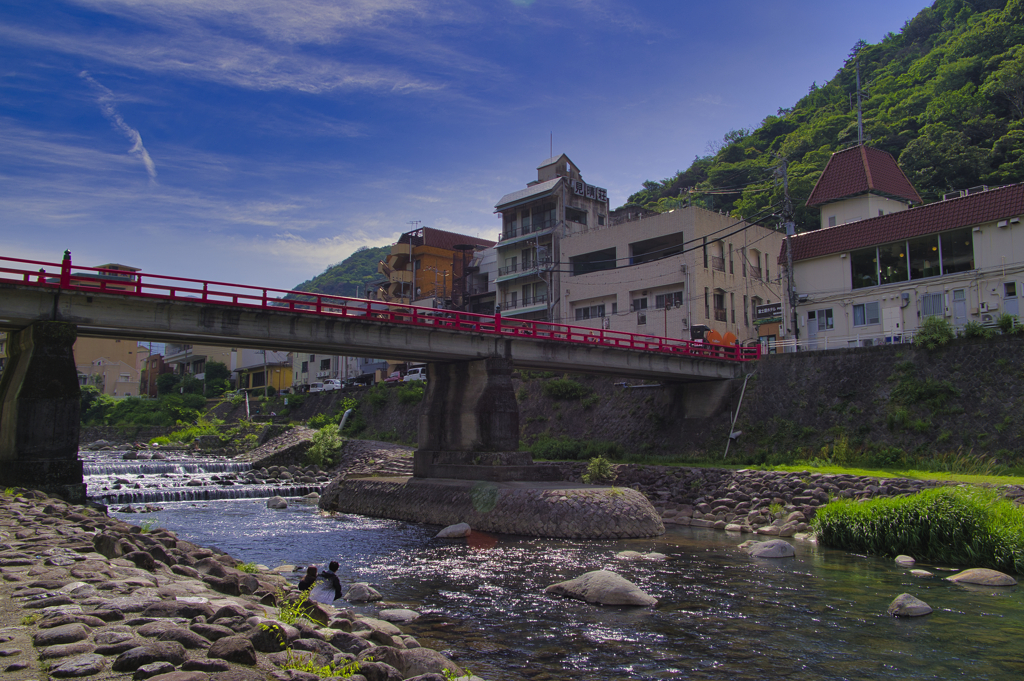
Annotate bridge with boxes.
[0,253,758,502]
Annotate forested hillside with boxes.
[622,0,1024,232]
[291,245,390,297]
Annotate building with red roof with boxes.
[778,145,1023,350]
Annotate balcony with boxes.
[498,263,519,276]
[714,308,727,322]
[496,258,552,283]
[711,256,725,272]
[498,219,556,247]
[749,266,762,280]
[503,294,547,310]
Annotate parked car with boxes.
[322,379,342,391]
[403,367,427,382]
[384,371,403,384]
[308,382,324,393]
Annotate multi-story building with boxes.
[559,205,784,344]
[782,144,1024,348]
[376,227,494,307]
[292,353,361,390]
[73,337,149,396]
[235,349,291,394]
[163,343,235,380]
[494,154,610,321]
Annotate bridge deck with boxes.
[0,255,755,381]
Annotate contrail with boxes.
[79,71,158,182]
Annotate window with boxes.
[743,295,749,326]
[878,209,884,217]
[575,304,606,321]
[853,302,880,326]
[504,213,517,238]
[764,254,769,281]
[565,207,588,224]
[570,248,616,276]
[921,292,944,317]
[908,235,941,280]
[612,302,618,314]
[728,244,734,274]
[712,241,725,271]
[1007,282,1018,298]
[320,358,331,370]
[521,209,532,233]
[730,292,735,323]
[713,290,726,322]
[637,310,647,325]
[704,288,710,319]
[251,371,266,387]
[309,354,315,361]
[940,228,974,274]
[655,291,683,308]
[632,297,648,312]
[598,214,606,226]
[741,247,747,277]
[828,215,837,227]
[809,308,833,330]
[301,361,308,372]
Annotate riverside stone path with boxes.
[0,489,472,681]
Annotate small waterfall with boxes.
[83,461,253,476]
[81,450,324,505]
[93,484,324,505]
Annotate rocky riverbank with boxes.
[0,488,475,681]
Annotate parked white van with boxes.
[308,382,324,393]
[322,379,342,391]
[403,367,427,382]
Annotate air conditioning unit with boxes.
[980,301,999,312]
[680,264,688,273]
[982,314,995,323]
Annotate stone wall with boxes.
[733,337,1024,463]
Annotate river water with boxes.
[84,449,1024,681]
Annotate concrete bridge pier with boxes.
[0,321,86,503]
[413,357,557,481]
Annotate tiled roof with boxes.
[781,183,1024,264]
[495,177,563,211]
[806,145,922,206]
[413,227,494,251]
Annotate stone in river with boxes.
[544,570,657,607]
[745,539,795,558]
[435,523,471,538]
[887,593,932,617]
[343,582,382,603]
[910,569,933,579]
[946,568,1017,586]
[895,555,916,567]
[378,608,420,623]
[266,497,288,509]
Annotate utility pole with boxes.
[780,158,799,349]
[856,58,864,145]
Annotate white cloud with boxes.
[79,71,158,182]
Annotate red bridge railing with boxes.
[0,254,760,362]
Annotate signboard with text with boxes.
[568,178,608,203]
[755,302,782,321]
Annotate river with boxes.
[84,449,1024,680]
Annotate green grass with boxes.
[767,463,1024,486]
[237,562,259,573]
[813,486,1024,574]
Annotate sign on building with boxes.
[569,179,608,203]
[755,302,782,321]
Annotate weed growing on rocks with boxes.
[306,426,344,467]
[237,561,259,573]
[582,456,616,484]
[814,486,1024,574]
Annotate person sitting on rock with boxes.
[318,566,342,601]
[297,565,317,591]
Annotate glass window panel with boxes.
[940,227,974,274]
[878,242,909,285]
[851,248,878,289]
[908,235,940,280]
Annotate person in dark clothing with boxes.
[297,566,317,591]
[319,569,342,601]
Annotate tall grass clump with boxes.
[813,486,1024,574]
[527,435,623,461]
[541,378,592,401]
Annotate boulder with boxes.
[434,523,471,538]
[49,653,107,678]
[207,636,258,665]
[267,497,288,509]
[33,623,92,647]
[745,539,795,558]
[887,593,932,617]
[895,555,916,567]
[378,608,420,623]
[401,647,464,678]
[112,643,188,672]
[946,568,1017,587]
[544,570,657,607]
[344,583,383,603]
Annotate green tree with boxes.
[156,373,180,395]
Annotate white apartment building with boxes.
[558,205,785,344]
[782,144,1024,348]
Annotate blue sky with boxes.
[2,0,933,292]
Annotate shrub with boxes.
[541,378,592,400]
[364,384,389,409]
[914,316,954,350]
[397,382,424,405]
[996,313,1018,334]
[167,417,223,444]
[961,321,993,339]
[306,425,343,467]
[813,487,1024,574]
[581,456,616,484]
[527,435,623,461]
